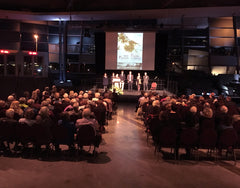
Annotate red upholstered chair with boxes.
[218,128,238,163]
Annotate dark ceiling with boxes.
[1,0,240,12]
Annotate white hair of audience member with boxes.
[63,93,69,98]
[74,92,78,98]
[6,108,15,119]
[152,100,160,107]
[150,96,155,101]
[95,92,101,99]
[7,95,15,102]
[41,100,49,107]
[73,102,80,111]
[220,105,228,114]
[144,92,148,97]
[19,97,26,104]
[27,99,35,106]
[0,100,6,108]
[70,98,77,105]
[83,93,88,99]
[46,98,52,104]
[82,108,92,118]
[190,106,197,114]
[39,106,49,118]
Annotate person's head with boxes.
[165,103,172,111]
[19,97,26,104]
[27,99,35,107]
[104,73,107,77]
[190,106,197,114]
[152,100,160,107]
[138,73,140,76]
[83,93,88,99]
[63,93,69,98]
[116,74,119,77]
[0,100,6,108]
[54,92,60,99]
[41,100,49,107]
[203,102,210,108]
[95,92,101,99]
[121,71,124,75]
[220,105,228,114]
[60,111,70,121]
[82,108,92,119]
[39,106,49,118]
[24,108,35,120]
[202,107,213,118]
[129,71,132,74]
[6,108,15,119]
[10,100,20,110]
[73,102,79,111]
[7,95,15,103]
[112,72,115,76]
[144,72,147,76]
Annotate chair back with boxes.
[199,129,217,149]
[51,125,74,145]
[218,128,238,148]
[77,124,96,146]
[180,128,198,148]
[158,126,177,147]
[0,119,16,142]
[16,122,35,144]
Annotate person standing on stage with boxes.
[103,73,109,90]
[127,71,134,91]
[111,72,115,88]
[143,72,149,91]
[119,70,125,90]
[136,73,142,91]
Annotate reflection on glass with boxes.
[24,56,32,75]
[33,56,43,76]
[0,55,4,75]
[6,55,15,75]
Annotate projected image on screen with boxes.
[117,33,143,70]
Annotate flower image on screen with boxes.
[117,32,143,70]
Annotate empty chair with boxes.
[156,126,177,159]
[199,129,218,160]
[0,119,17,151]
[51,124,75,151]
[218,128,238,162]
[179,128,199,160]
[76,124,99,155]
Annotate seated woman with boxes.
[147,106,162,143]
[55,112,76,151]
[19,108,36,126]
[215,105,233,132]
[75,108,102,148]
[199,107,215,134]
[184,106,199,129]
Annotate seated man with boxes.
[75,108,102,148]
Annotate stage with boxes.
[121,89,174,96]
[116,89,174,102]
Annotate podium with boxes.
[112,77,121,88]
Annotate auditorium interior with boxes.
[1,0,240,188]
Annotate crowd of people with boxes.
[136,91,240,158]
[0,86,119,155]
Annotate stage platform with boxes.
[118,90,174,102]
[121,89,174,96]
